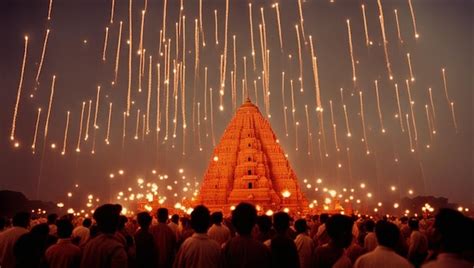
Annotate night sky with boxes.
[0,0,472,209]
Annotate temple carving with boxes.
[195,99,308,213]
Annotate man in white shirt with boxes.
[0,212,30,268]
[173,205,221,268]
[363,219,377,252]
[294,219,314,268]
[354,220,413,268]
[207,211,231,247]
[72,218,91,247]
[422,208,472,268]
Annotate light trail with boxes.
[35,29,50,83]
[10,36,29,141]
[31,108,42,154]
[76,102,86,152]
[102,27,109,61]
[61,111,70,155]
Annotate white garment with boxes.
[207,224,231,246]
[0,226,29,268]
[72,226,90,246]
[354,246,413,268]
[168,222,180,240]
[364,232,378,252]
[421,253,472,268]
[173,233,221,268]
[294,233,315,268]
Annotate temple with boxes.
[194,99,308,214]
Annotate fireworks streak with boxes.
[110,0,115,24]
[408,0,420,39]
[374,80,385,133]
[214,10,219,45]
[405,113,414,152]
[305,105,312,155]
[146,56,152,134]
[105,103,112,144]
[329,100,339,152]
[450,102,458,133]
[61,111,70,155]
[248,3,256,70]
[407,53,415,82]
[31,108,42,153]
[297,0,306,42]
[84,100,92,141]
[394,83,405,132]
[428,87,436,119]
[199,0,205,47]
[156,64,161,133]
[10,36,28,141]
[135,109,141,140]
[281,72,288,137]
[377,0,393,80]
[47,0,53,20]
[359,91,369,154]
[93,86,101,129]
[361,5,371,46]
[162,0,167,42]
[35,29,50,83]
[405,79,418,141]
[76,102,86,152]
[210,88,215,146]
[273,3,283,51]
[394,9,403,44]
[346,19,357,83]
[295,25,303,92]
[441,68,451,104]
[309,36,322,110]
[114,21,123,83]
[43,75,56,140]
[138,10,145,93]
[343,104,351,137]
[102,27,109,61]
[127,0,133,115]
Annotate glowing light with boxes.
[282,190,291,198]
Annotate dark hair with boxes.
[47,213,58,224]
[435,208,472,253]
[56,219,74,238]
[31,223,50,237]
[171,214,180,224]
[365,219,375,232]
[294,219,308,234]
[82,218,92,228]
[273,212,290,234]
[12,212,30,228]
[190,205,211,233]
[232,203,257,236]
[326,214,353,249]
[408,217,419,230]
[157,208,169,223]
[320,213,329,224]
[257,215,272,234]
[137,212,152,229]
[118,215,128,229]
[93,204,121,234]
[211,212,223,225]
[375,220,400,249]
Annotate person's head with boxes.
[320,213,329,224]
[257,215,272,234]
[118,215,128,230]
[294,219,308,234]
[232,202,257,236]
[30,223,50,238]
[191,205,211,233]
[434,208,472,253]
[171,214,179,224]
[47,213,58,225]
[312,214,319,223]
[137,212,152,229]
[12,212,30,228]
[400,216,408,224]
[82,218,92,228]
[93,204,121,234]
[273,212,290,234]
[326,214,353,249]
[365,219,375,232]
[211,212,224,225]
[408,217,419,230]
[56,219,74,239]
[180,217,191,228]
[375,220,400,249]
[157,208,169,223]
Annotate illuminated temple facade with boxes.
[195,99,308,213]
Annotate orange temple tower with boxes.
[194,99,308,214]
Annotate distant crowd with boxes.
[0,203,472,268]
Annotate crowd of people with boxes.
[0,202,472,268]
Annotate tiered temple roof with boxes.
[195,99,308,213]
